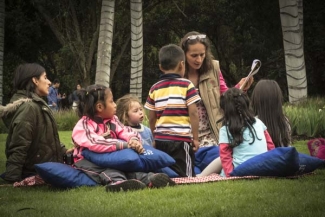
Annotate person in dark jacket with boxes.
[0,63,71,183]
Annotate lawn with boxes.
[0,132,324,217]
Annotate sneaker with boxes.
[148,173,176,188]
[106,179,146,192]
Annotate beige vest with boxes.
[198,60,223,143]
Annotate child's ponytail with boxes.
[76,84,109,120]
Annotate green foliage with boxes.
[2,0,325,103]
[284,97,325,138]
[0,136,324,216]
[53,110,79,131]
[0,119,8,134]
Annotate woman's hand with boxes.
[238,77,254,91]
[128,139,145,154]
[65,148,74,154]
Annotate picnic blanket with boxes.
[171,173,259,184]
[13,175,46,187]
[11,172,314,187]
[170,172,315,185]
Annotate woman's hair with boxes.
[251,79,291,147]
[76,84,110,119]
[116,94,142,126]
[180,31,214,76]
[219,88,259,148]
[13,63,46,97]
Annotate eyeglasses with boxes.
[187,34,206,40]
[183,34,207,48]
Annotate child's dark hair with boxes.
[76,84,110,119]
[251,79,291,147]
[219,88,260,148]
[159,44,185,71]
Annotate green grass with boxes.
[0,132,325,217]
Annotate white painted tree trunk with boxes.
[130,0,143,100]
[95,0,115,87]
[279,0,307,103]
[0,0,4,105]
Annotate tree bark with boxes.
[279,0,307,103]
[95,0,115,87]
[0,0,4,105]
[130,0,143,100]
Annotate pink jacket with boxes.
[219,71,240,94]
[72,115,141,161]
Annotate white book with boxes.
[240,59,261,90]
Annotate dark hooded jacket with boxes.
[0,90,66,182]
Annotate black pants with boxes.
[155,140,195,177]
[74,159,153,185]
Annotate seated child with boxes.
[218,88,275,177]
[72,84,175,192]
[144,44,201,177]
[251,79,291,147]
[116,94,154,146]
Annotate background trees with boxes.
[0,0,4,105]
[1,0,324,105]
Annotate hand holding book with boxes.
[239,59,261,90]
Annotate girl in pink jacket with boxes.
[72,84,175,192]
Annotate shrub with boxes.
[53,109,79,131]
[0,119,8,134]
[284,97,325,138]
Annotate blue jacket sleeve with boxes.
[47,87,55,104]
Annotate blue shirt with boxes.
[219,118,268,176]
[47,86,60,105]
[131,124,154,146]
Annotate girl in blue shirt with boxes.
[218,88,275,177]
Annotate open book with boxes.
[239,59,261,90]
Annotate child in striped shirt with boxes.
[145,44,201,177]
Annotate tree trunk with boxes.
[95,0,115,87]
[279,0,307,103]
[0,0,4,105]
[130,0,143,101]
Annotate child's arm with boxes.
[264,130,275,151]
[148,110,157,135]
[148,110,157,147]
[188,103,199,152]
[219,143,234,177]
[72,118,128,153]
[114,116,142,142]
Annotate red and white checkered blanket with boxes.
[13,175,46,187]
[171,173,260,184]
[9,173,314,187]
[170,172,314,184]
